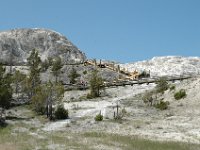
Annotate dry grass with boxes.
[1,122,200,150]
[82,132,200,150]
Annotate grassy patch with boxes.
[82,132,200,150]
[155,101,170,110]
[174,89,187,100]
[1,105,200,150]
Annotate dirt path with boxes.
[42,84,155,131]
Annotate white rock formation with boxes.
[120,56,200,77]
[0,28,86,65]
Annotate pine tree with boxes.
[27,49,41,97]
[156,77,169,93]
[12,70,26,97]
[21,76,32,99]
[52,57,62,83]
[89,70,104,98]
[46,81,64,119]
[31,81,64,119]
[0,64,12,109]
[69,68,80,84]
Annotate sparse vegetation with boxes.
[170,85,176,91]
[82,132,200,150]
[95,112,103,121]
[83,70,87,75]
[155,101,169,110]
[142,91,154,106]
[156,77,169,93]
[174,89,186,100]
[86,93,94,99]
[2,26,200,150]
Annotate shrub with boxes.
[54,105,68,120]
[83,70,87,75]
[174,89,186,100]
[156,77,169,93]
[142,91,154,106]
[170,85,176,91]
[95,112,103,121]
[138,70,150,78]
[155,101,169,110]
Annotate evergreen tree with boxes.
[31,85,47,114]
[89,70,104,98]
[31,81,64,119]
[45,81,64,119]
[69,68,80,84]
[0,64,12,109]
[21,76,32,99]
[27,49,41,97]
[156,77,169,93]
[12,70,26,97]
[52,57,62,83]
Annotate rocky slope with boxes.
[120,56,200,77]
[0,28,86,65]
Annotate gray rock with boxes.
[0,28,86,65]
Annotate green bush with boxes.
[174,89,186,100]
[155,101,169,110]
[95,113,103,121]
[83,70,87,75]
[54,105,68,120]
[170,85,176,91]
[156,77,169,93]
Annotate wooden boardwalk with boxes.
[64,76,192,90]
[103,76,191,87]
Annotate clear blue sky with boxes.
[0,0,200,63]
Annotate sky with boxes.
[0,0,200,63]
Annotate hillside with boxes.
[0,28,86,65]
[0,29,200,149]
[120,56,200,77]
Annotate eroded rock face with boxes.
[121,56,200,77]
[0,28,86,65]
